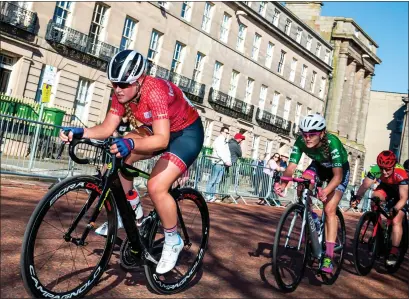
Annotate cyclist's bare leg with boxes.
[391,210,405,247]
[323,190,343,242]
[147,158,183,229]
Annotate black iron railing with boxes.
[45,21,118,62]
[0,2,37,34]
[256,108,292,136]
[208,89,254,122]
[146,62,206,104]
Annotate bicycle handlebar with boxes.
[67,137,111,165]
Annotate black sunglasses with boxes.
[112,82,131,89]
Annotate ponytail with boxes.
[321,132,331,161]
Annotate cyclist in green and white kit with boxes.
[275,114,350,273]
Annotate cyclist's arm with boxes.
[323,167,343,194]
[280,162,298,188]
[130,118,170,153]
[355,177,374,198]
[84,112,122,140]
[395,182,409,211]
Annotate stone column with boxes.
[327,52,349,133]
[339,60,357,138]
[357,74,373,144]
[14,57,32,98]
[349,67,365,141]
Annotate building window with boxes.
[212,61,223,89]
[315,43,321,57]
[289,57,297,82]
[119,17,137,51]
[310,71,317,93]
[53,1,72,26]
[319,77,326,98]
[181,1,192,21]
[283,97,291,121]
[296,27,303,44]
[228,70,240,98]
[203,118,214,146]
[258,1,266,17]
[193,52,205,82]
[294,102,302,132]
[271,91,280,116]
[259,85,268,110]
[201,2,214,32]
[88,3,108,55]
[265,42,274,68]
[277,50,286,75]
[251,135,260,160]
[158,1,168,9]
[236,23,247,52]
[306,35,312,51]
[219,13,231,43]
[0,54,15,95]
[300,64,308,88]
[324,49,330,64]
[272,9,280,27]
[284,19,292,36]
[251,33,261,60]
[171,41,185,73]
[306,107,312,116]
[147,29,163,62]
[245,77,254,103]
[74,78,92,123]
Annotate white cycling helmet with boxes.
[299,113,326,132]
[108,50,146,83]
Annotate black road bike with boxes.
[272,177,346,292]
[20,137,210,297]
[351,194,408,275]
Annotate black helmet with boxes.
[108,50,146,83]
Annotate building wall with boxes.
[1,1,332,163]
[364,91,408,170]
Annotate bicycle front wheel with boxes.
[272,203,310,293]
[20,175,117,298]
[144,188,210,294]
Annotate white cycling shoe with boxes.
[95,204,143,236]
[156,235,184,274]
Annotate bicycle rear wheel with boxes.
[352,211,378,276]
[320,207,346,284]
[272,203,310,292]
[144,188,209,294]
[20,175,117,298]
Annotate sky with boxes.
[320,1,408,94]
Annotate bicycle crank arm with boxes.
[144,250,158,265]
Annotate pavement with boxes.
[1,177,408,298]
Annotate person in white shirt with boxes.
[205,126,232,202]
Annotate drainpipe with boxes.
[324,21,337,118]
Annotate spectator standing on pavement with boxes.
[205,127,232,202]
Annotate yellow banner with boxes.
[42,84,52,103]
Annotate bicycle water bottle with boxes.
[311,211,320,232]
[126,189,144,220]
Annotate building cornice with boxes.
[334,17,379,47]
[234,2,333,72]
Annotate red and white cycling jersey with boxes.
[109,76,198,132]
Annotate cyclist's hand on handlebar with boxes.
[110,137,134,158]
[60,127,84,143]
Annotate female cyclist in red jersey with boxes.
[60,50,204,274]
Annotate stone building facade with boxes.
[286,2,382,184]
[1,1,332,165]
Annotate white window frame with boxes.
[284,18,292,36]
[306,35,312,51]
[289,57,297,82]
[259,85,268,110]
[294,102,302,131]
[193,52,205,82]
[181,1,192,21]
[219,13,231,43]
[171,41,185,73]
[265,42,274,68]
[147,29,163,62]
[258,1,266,17]
[212,61,223,89]
[201,2,214,33]
[296,27,303,43]
[271,91,280,116]
[228,70,240,98]
[306,107,312,116]
[203,118,214,146]
[324,49,330,63]
[300,64,308,88]
[53,1,73,27]
[315,43,321,57]
[119,16,137,51]
[283,97,291,121]
[310,71,317,93]
[272,9,280,27]
[251,33,261,61]
[245,77,254,103]
[277,50,286,75]
[319,77,326,98]
[236,23,247,52]
[74,78,93,124]
[251,135,260,160]
[88,3,109,54]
